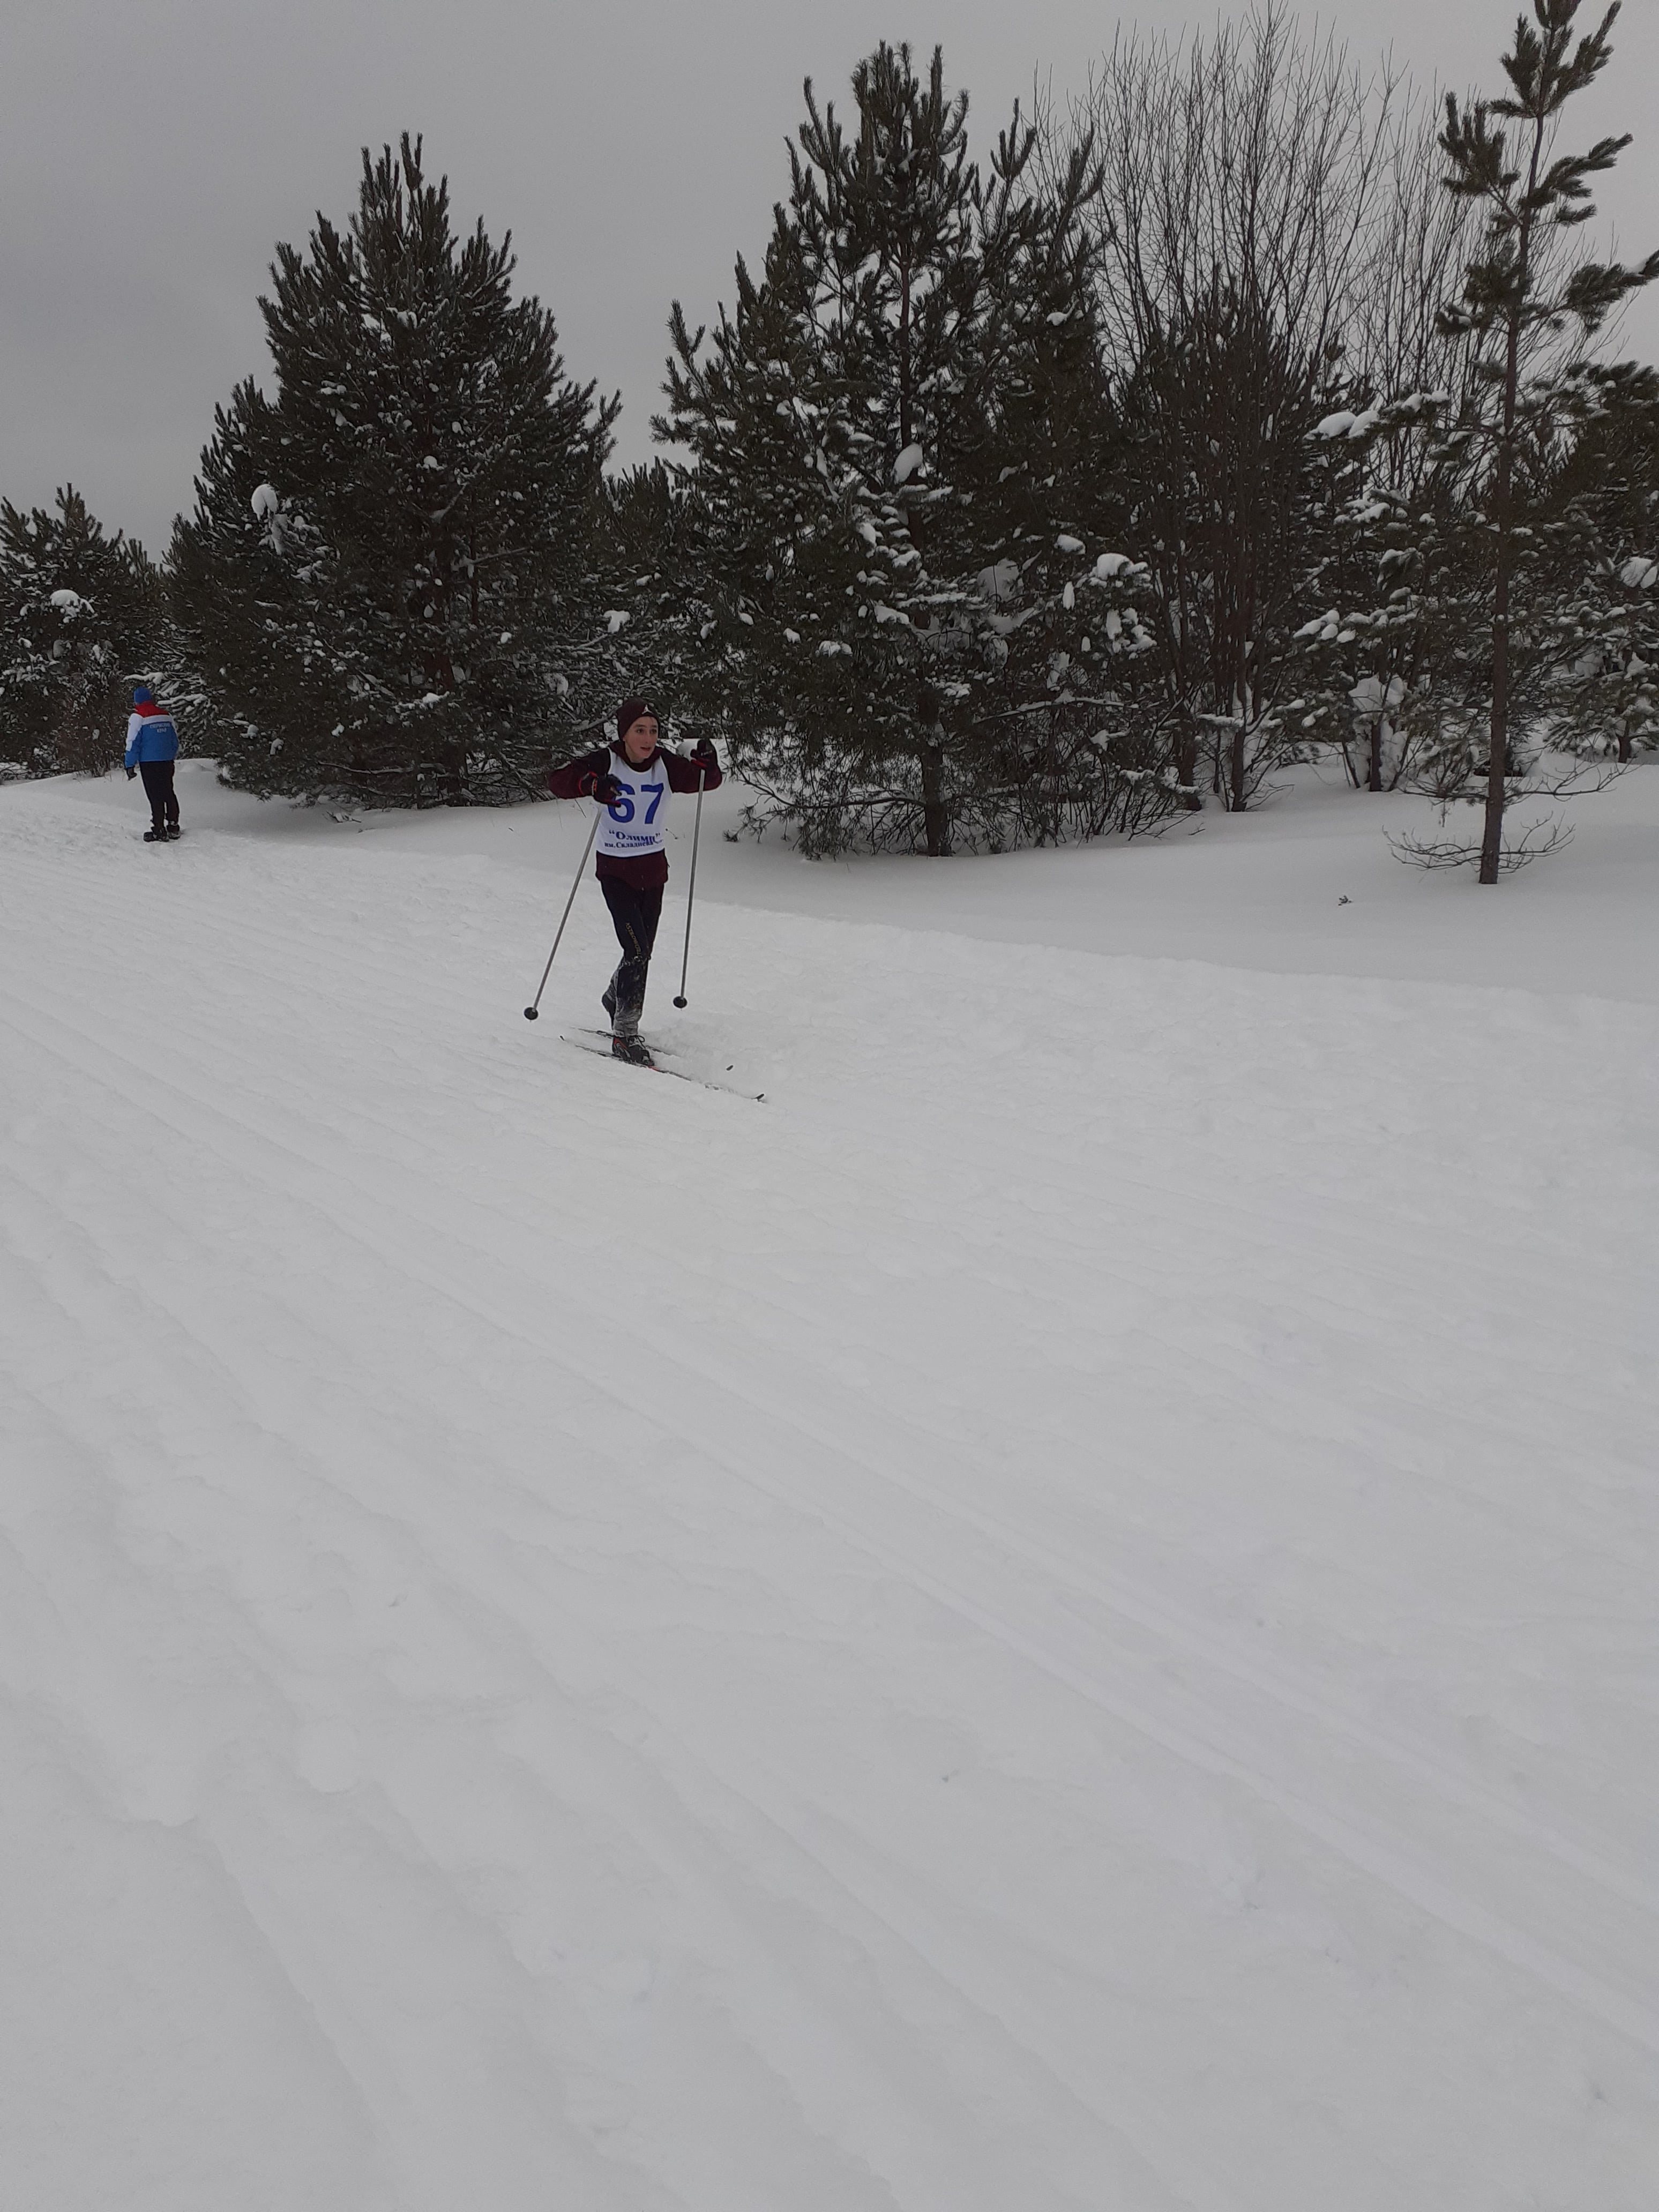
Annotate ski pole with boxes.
[671,764,708,1007]
[523,806,601,1020]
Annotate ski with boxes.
[570,1025,748,1073]
[571,1028,758,1085]
[558,1034,765,1101]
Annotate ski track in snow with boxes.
[2,770,1657,2211]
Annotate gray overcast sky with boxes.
[3,0,1656,553]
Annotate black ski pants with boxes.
[600,876,663,1023]
[139,759,179,832]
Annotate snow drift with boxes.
[2,763,1656,2210]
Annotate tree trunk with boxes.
[1367,716,1384,793]
[1479,551,1512,883]
[898,255,913,453]
[919,737,949,856]
[1227,727,1247,811]
[1174,723,1201,810]
[444,741,468,808]
[1479,113,1544,888]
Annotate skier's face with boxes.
[622,716,659,765]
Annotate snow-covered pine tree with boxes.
[171,136,617,806]
[0,487,166,775]
[592,461,718,745]
[1291,390,1475,802]
[655,44,1161,856]
[1443,0,1657,876]
[954,110,1171,844]
[1296,373,1656,834]
[1108,283,1357,812]
[1548,360,1659,762]
[1302,2,1658,875]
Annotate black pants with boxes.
[139,759,178,832]
[600,877,663,1022]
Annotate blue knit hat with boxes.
[133,684,154,706]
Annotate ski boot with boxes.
[612,1032,655,1067]
[144,827,167,843]
[166,823,182,840]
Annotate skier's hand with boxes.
[592,772,626,808]
[691,737,718,769]
[125,767,136,780]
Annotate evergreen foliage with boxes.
[592,461,712,737]
[1297,364,1659,813]
[1551,366,1659,761]
[0,487,166,775]
[14,9,1653,863]
[1067,9,1435,812]
[653,44,1170,856]
[1109,284,1355,812]
[1295,0,1658,874]
[171,135,618,805]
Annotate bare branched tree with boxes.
[1034,8,1413,808]
[1077,6,1394,376]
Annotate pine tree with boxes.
[1434,1,1655,874]
[1066,11,1443,813]
[1110,284,1356,812]
[1292,388,1496,806]
[172,135,617,806]
[1295,4,1658,868]
[592,461,718,743]
[1549,361,1659,762]
[0,487,166,775]
[1296,371,1655,846]
[655,44,1163,856]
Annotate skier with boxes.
[124,685,181,842]
[548,699,720,1064]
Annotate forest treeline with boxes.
[4,1,1657,877]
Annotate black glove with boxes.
[126,767,137,780]
[577,766,624,805]
[691,737,718,769]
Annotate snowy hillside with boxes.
[2,761,1656,2212]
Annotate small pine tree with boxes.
[1447,0,1658,876]
[1296,2,1658,868]
[0,488,166,775]
[172,136,618,806]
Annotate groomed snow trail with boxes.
[2,771,1656,2211]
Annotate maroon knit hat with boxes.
[615,697,660,743]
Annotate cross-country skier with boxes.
[547,699,720,1065]
[124,685,181,842]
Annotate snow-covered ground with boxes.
[2,759,1656,2212]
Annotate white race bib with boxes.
[594,749,671,859]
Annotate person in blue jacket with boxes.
[124,685,181,842]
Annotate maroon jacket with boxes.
[548,742,722,887]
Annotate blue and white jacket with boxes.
[124,702,179,767]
